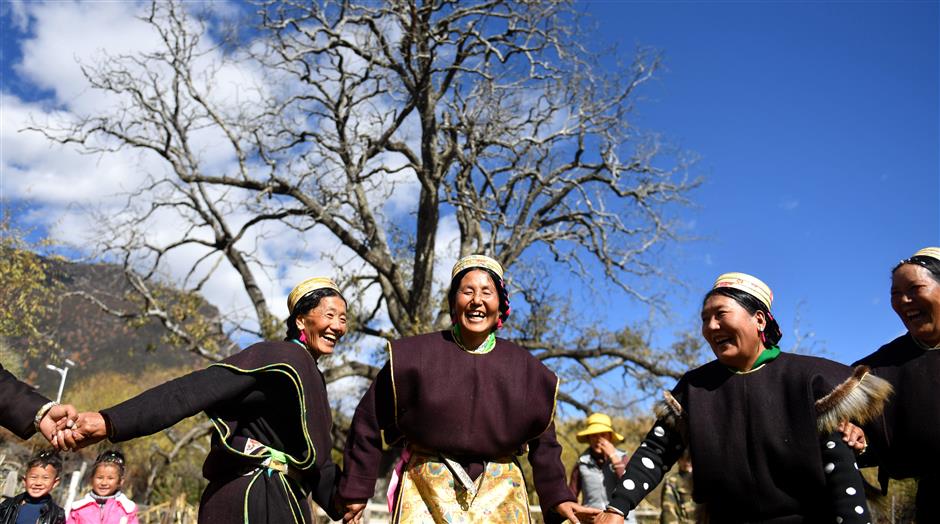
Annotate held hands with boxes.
[38,403,77,448]
[837,421,868,454]
[341,500,367,523]
[554,501,602,523]
[48,411,109,451]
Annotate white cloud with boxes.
[778,198,800,211]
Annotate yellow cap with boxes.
[912,247,940,261]
[451,254,504,280]
[287,277,340,314]
[576,413,625,444]
[712,272,773,310]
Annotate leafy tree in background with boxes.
[29,0,701,409]
[0,210,65,373]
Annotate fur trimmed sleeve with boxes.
[815,365,893,434]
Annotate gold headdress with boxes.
[451,254,504,280]
[287,277,340,314]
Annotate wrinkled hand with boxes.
[342,500,366,523]
[554,501,601,523]
[597,436,618,461]
[838,421,867,453]
[38,404,77,449]
[593,510,626,524]
[59,412,109,451]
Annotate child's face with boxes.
[24,465,60,498]
[91,464,122,497]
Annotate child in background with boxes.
[66,451,137,524]
[0,450,66,524]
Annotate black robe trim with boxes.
[208,359,317,470]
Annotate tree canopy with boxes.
[29,0,702,410]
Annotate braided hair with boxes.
[447,267,511,328]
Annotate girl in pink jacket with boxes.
[67,450,138,524]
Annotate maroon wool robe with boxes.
[340,330,575,518]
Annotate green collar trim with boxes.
[452,325,496,354]
[727,345,781,374]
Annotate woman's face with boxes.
[453,269,500,342]
[891,264,940,346]
[701,294,766,370]
[295,295,348,358]
[91,464,122,497]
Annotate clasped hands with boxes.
[38,406,108,451]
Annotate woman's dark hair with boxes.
[447,267,510,324]
[27,450,62,475]
[285,288,346,341]
[893,255,940,284]
[704,287,783,348]
[93,449,126,476]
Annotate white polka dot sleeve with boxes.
[821,430,873,524]
[606,421,685,515]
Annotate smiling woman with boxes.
[594,272,892,524]
[854,247,940,522]
[339,254,597,524]
[59,277,349,524]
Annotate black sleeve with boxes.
[0,364,50,439]
[608,420,685,515]
[821,431,873,524]
[101,365,257,441]
[306,462,342,521]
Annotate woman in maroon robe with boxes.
[60,277,349,523]
[854,247,940,521]
[340,255,596,523]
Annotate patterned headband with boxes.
[287,277,341,314]
[912,247,940,261]
[451,254,504,280]
[712,272,774,310]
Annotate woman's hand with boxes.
[597,436,619,462]
[593,509,626,524]
[342,500,367,523]
[554,501,601,523]
[837,421,868,453]
[59,411,108,451]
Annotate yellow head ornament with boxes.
[287,277,340,314]
[712,272,773,311]
[912,247,940,262]
[451,254,504,280]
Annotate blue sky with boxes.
[1,0,937,373]
[578,0,939,364]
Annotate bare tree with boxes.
[29,0,699,403]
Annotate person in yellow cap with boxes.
[853,247,940,522]
[339,254,598,524]
[595,272,893,524]
[51,277,350,523]
[568,413,635,521]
